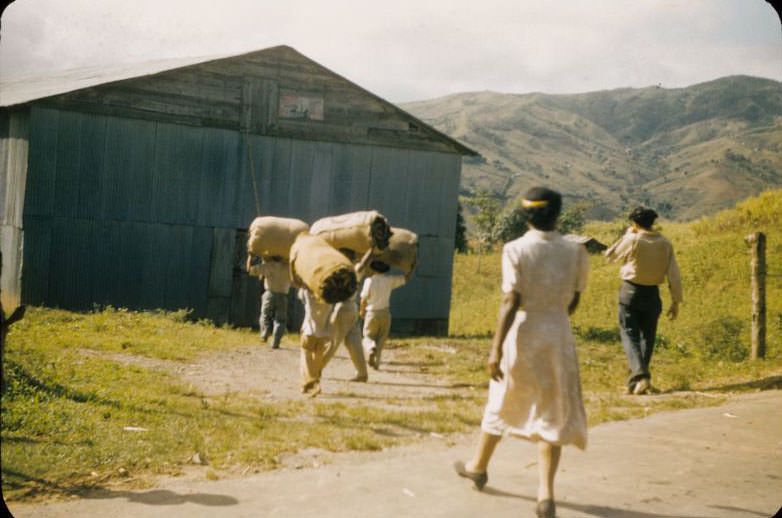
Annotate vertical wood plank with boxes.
[256,136,276,220]
[330,142,371,213]
[309,142,333,220]
[25,107,59,217]
[52,111,82,218]
[20,215,51,305]
[208,227,235,299]
[404,150,434,235]
[368,146,408,224]
[1,110,30,309]
[151,122,201,225]
[267,138,292,216]
[287,140,315,221]
[189,225,213,317]
[89,219,120,307]
[198,127,240,228]
[436,152,461,240]
[138,222,168,310]
[163,224,194,311]
[104,117,156,222]
[117,221,147,309]
[76,114,107,219]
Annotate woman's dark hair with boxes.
[629,207,658,230]
[370,261,391,273]
[522,186,562,231]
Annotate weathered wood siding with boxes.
[0,108,29,310]
[38,46,471,156]
[19,106,461,332]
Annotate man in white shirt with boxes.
[359,261,412,370]
[248,255,291,350]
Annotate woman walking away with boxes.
[454,187,589,518]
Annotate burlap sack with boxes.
[376,227,418,274]
[247,216,309,259]
[289,233,357,304]
[309,210,392,253]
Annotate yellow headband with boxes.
[521,199,548,208]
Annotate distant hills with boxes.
[401,75,782,221]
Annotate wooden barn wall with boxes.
[0,108,30,311]
[21,106,256,324]
[21,106,460,333]
[41,46,467,156]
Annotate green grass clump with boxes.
[1,309,482,501]
[9,306,254,361]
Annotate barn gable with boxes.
[6,46,475,156]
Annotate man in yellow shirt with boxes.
[605,207,683,395]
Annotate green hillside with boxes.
[402,76,782,221]
[450,190,782,370]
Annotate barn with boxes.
[0,45,476,334]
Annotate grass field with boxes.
[2,190,781,501]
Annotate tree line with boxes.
[455,192,586,253]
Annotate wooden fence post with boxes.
[744,232,766,360]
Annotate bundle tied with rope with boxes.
[247,216,309,260]
[375,227,418,274]
[309,210,392,255]
[289,233,357,304]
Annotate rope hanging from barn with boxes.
[244,132,262,216]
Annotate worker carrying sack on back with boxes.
[375,227,418,275]
[247,216,309,260]
[289,233,358,304]
[309,210,392,254]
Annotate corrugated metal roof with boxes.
[0,52,238,107]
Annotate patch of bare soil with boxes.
[78,337,466,404]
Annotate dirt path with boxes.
[81,337,464,403]
[178,340,462,402]
[9,390,781,518]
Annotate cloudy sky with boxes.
[1,0,780,102]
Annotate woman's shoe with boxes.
[453,460,488,490]
[536,499,556,518]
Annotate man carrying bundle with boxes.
[321,248,376,382]
[248,255,290,349]
[359,262,413,370]
[297,287,333,397]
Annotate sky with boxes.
[0,0,780,103]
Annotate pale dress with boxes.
[481,229,590,449]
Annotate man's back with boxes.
[361,273,406,312]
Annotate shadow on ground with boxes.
[481,488,728,518]
[84,488,238,506]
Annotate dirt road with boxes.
[8,388,781,518]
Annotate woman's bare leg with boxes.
[466,432,502,473]
[537,441,561,501]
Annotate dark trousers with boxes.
[618,281,662,389]
[260,290,288,348]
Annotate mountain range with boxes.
[401,75,782,221]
